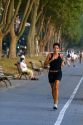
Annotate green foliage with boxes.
[41,0,83,43]
[13,0,83,49]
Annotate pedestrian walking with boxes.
[66,50,71,66]
[44,43,64,110]
[79,50,83,63]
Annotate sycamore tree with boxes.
[26,0,54,55]
[54,0,83,46]
[0,0,11,58]
[38,0,83,52]
[27,0,40,56]
[60,0,83,47]
[9,0,34,58]
[0,0,34,58]
[0,0,83,58]
[0,0,22,58]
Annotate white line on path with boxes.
[54,77,83,125]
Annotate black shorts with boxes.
[48,71,62,83]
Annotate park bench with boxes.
[0,66,12,87]
[39,60,44,68]
[29,61,43,75]
[39,60,50,71]
[15,62,30,79]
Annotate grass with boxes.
[0,55,46,76]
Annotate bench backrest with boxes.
[0,66,5,76]
[29,62,37,69]
[39,60,44,68]
[15,62,22,73]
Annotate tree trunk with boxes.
[27,0,40,56]
[9,26,17,58]
[39,24,54,52]
[8,0,17,58]
[39,42,44,52]
[9,38,17,58]
[0,30,3,58]
[57,26,61,43]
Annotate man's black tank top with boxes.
[49,53,62,71]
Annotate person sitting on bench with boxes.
[20,55,38,80]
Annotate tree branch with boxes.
[0,0,10,30]
[36,3,46,23]
[18,0,30,33]
[36,14,44,38]
[18,0,35,40]
[4,0,22,35]
[3,0,10,25]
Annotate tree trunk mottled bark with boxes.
[0,30,3,58]
[9,28,17,58]
[27,0,40,56]
[7,0,17,58]
[39,24,54,52]
[57,26,61,43]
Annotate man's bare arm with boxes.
[44,54,51,68]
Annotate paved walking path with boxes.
[0,72,55,125]
[0,60,83,125]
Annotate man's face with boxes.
[53,45,60,53]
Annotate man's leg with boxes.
[54,80,59,104]
[27,69,34,78]
[51,80,59,109]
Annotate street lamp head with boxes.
[17,46,19,49]
[25,46,26,49]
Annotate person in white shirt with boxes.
[71,51,75,67]
[66,50,71,66]
[20,55,37,80]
